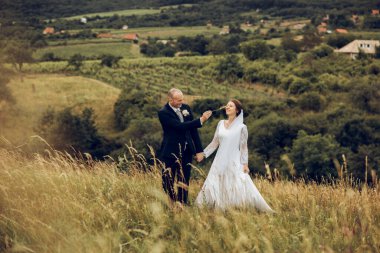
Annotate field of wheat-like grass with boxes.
[0,148,379,253]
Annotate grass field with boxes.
[64,9,162,20]
[34,42,141,60]
[0,74,121,144]
[350,30,380,40]
[0,148,379,252]
[70,26,221,39]
[63,4,195,20]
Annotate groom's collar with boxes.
[167,102,182,112]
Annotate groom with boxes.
[158,88,212,204]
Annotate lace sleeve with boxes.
[240,125,248,165]
[204,121,221,158]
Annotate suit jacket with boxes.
[158,103,203,159]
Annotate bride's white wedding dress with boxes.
[195,111,274,212]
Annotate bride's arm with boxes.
[203,121,221,158]
[240,125,249,166]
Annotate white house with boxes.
[335,40,380,59]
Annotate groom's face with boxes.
[169,92,184,109]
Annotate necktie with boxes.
[175,109,184,122]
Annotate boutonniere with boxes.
[181,109,190,117]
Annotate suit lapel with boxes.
[165,103,181,120]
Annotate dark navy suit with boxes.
[158,103,203,204]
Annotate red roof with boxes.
[122,33,139,40]
[336,29,348,34]
[318,27,327,33]
[43,27,55,34]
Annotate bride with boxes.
[195,99,274,212]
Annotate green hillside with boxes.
[0,74,121,144]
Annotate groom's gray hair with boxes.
[168,88,183,98]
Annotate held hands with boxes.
[200,110,212,124]
[243,165,249,174]
[195,152,205,162]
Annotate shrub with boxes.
[298,92,324,111]
[100,54,122,68]
[215,55,244,83]
[289,130,340,181]
[288,77,310,95]
[37,107,115,158]
[349,83,380,113]
[241,40,270,61]
[312,44,334,58]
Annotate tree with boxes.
[100,54,122,68]
[290,130,340,181]
[241,40,270,61]
[301,29,322,50]
[207,39,226,55]
[0,66,14,107]
[311,44,333,58]
[67,54,85,70]
[215,55,244,83]
[349,83,380,113]
[37,107,115,158]
[5,43,34,71]
[375,46,380,59]
[298,92,324,111]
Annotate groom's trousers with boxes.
[161,147,193,204]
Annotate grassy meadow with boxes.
[34,42,141,60]
[64,9,162,20]
[109,26,221,39]
[62,4,195,20]
[0,148,379,252]
[0,74,120,144]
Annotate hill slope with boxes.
[0,74,121,145]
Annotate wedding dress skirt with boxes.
[195,155,274,212]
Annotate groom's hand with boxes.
[195,152,205,162]
[200,110,212,124]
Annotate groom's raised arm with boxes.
[187,107,203,153]
[158,110,202,131]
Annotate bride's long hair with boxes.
[230,99,243,116]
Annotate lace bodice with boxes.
[204,120,249,165]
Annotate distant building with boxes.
[219,25,230,35]
[322,14,330,21]
[317,27,327,34]
[43,27,55,35]
[122,25,129,30]
[351,15,359,24]
[335,40,380,59]
[121,33,139,42]
[372,9,379,16]
[80,18,87,24]
[335,28,348,34]
[291,23,306,30]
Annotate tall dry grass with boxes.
[0,148,379,253]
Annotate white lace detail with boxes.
[240,125,248,165]
[204,121,222,158]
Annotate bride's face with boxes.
[225,101,237,117]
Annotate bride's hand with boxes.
[243,165,249,173]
